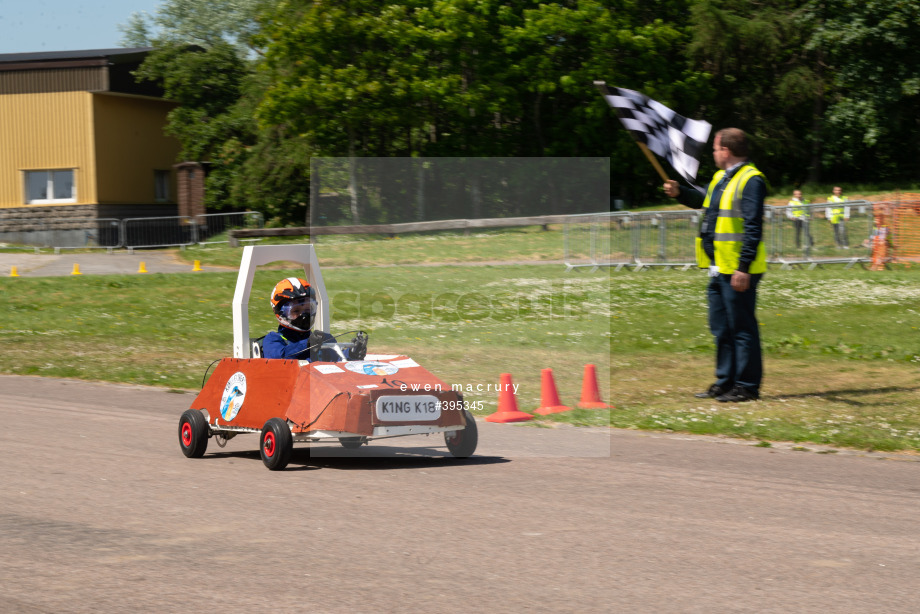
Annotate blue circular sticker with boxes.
[345,361,399,376]
[219,372,247,420]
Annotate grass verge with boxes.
[0,263,611,418]
[4,228,920,453]
[567,267,920,453]
[180,225,568,268]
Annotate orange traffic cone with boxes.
[138,261,148,273]
[577,364,612,409]
[485,373,533,423]
[71,263,82,275]
[533,368,571,415]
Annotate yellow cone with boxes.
[192,260,203,272]
[138,261,148,274]
[71,263,82,276]
[10,266,19,277]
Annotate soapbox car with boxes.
[178,244,478,470]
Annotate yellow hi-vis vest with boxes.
[828,194,846,223]
[695,163,767,274]
[789,197,808,218]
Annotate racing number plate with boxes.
[375,395,441,422]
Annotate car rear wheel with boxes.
[339,436,365,449]
[260,418,293,470]
[445,409,478,458]
[179,409,209,458]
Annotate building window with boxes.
[155,170,171,201]
[24,170,76,204]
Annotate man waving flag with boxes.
[595,81,711,188]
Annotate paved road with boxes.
[0,251,569,277]
[0,250,225,276]
[1,375,918,613]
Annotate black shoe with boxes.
[695,384,729,399]
[715,386,759,403]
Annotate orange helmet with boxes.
[270,277,317,331]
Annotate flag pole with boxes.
[637,142,670,182]
[594,80,671,182]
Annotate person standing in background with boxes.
[786,189,813,249]
[827,186,849,248]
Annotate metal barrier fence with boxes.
[569,200,877,270]
[563,212,615,270]
[0,211,263,251]
[624,210,701,270]
[124,216,196,250]
[194,211,264,246]
[768,200,873,266]
[0,204,884,267]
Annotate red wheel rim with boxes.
[181,422,193,447]
[264,431,276,457]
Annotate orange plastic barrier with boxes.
[891,201,920,264]
[872,199,920,268]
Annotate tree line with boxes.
[123,0,920,223]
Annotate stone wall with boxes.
[0,203,179,247]
[0,203,178,228]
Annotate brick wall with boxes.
[175,161,205,219]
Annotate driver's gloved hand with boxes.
[350,331,368,361]
[308,330,326,362]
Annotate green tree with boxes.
[119,0,269,52]
[133,42,259,212]
[806,0,920,180]
[123,0,315,223]
[134,42,248,163]
[257,0,705,210]
[518,0,708,200]
[126,0,732,218]
[686,0,826,184]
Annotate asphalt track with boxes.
[1,375,918,613]
[0,250,221,277]
[0,250,567,277]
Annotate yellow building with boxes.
[0,48,179,220]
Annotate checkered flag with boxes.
[595,82,711,186]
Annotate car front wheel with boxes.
[179,409,209,458]
[260,418,294,470]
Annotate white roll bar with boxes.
[231,244,330,358]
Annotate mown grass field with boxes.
[3,227,920,453]
[181,225,568,268]
[0,260,611,423]
[597,268,920,453]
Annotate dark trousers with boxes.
[793,219,813,248]
[707,273,763,394]
[833,222,848,247]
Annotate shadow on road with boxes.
[202,445,510,471]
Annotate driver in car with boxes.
[263,277,368,361]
